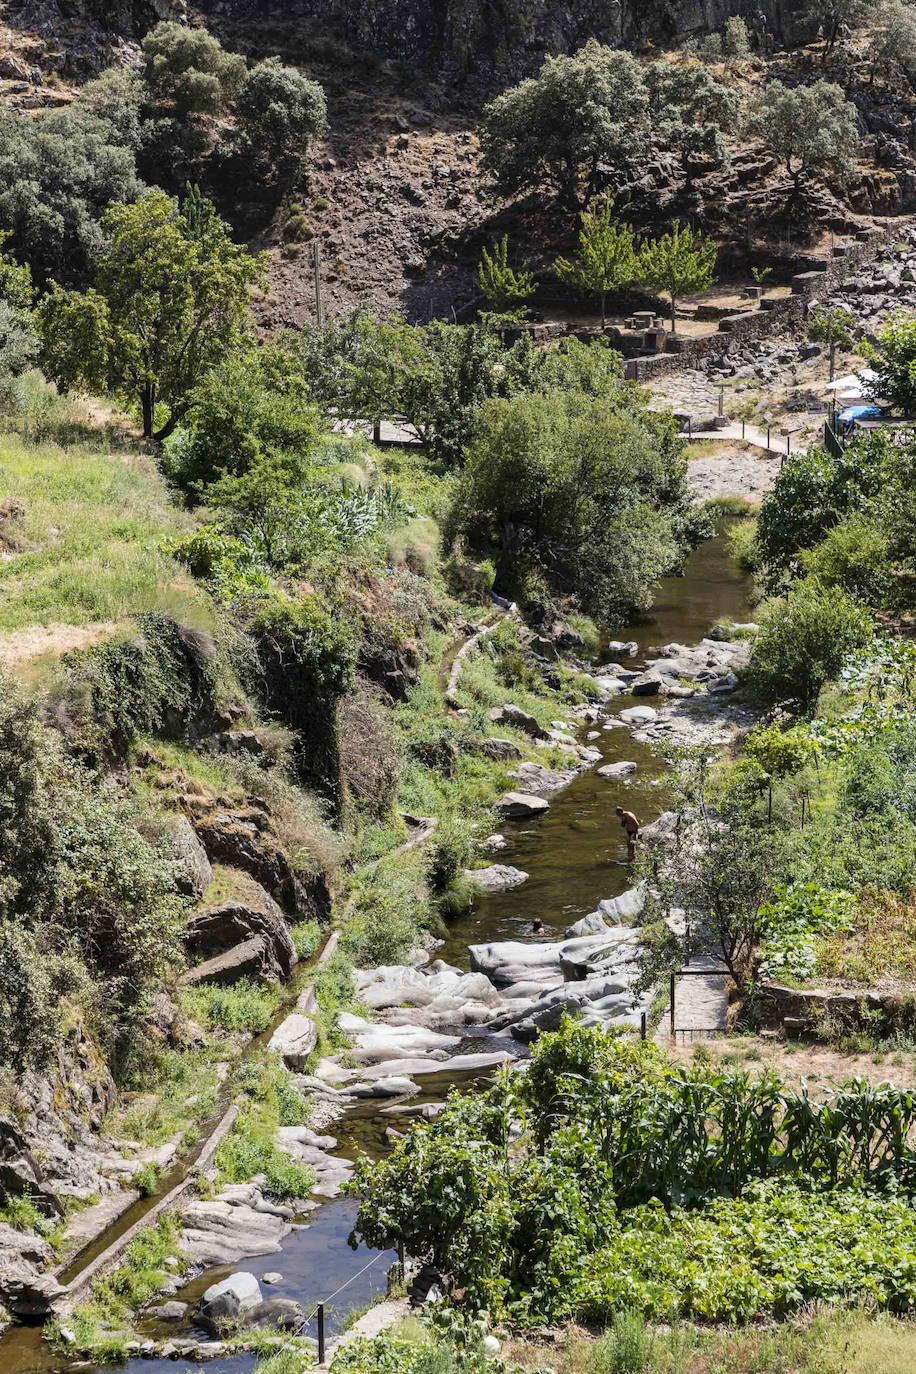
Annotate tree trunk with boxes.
[670,294,677,333]
[154,408,184,443]
[141,384,156,441]
[829,339,837,382]
[600,291,606,330]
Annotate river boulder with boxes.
[619,705,657,726]
[466,864,529,892]
[268,1014,318,1071]
[489,704,547,739]
[198,1272,262,1332]
[494,791,550,818]
[597,761,637,779]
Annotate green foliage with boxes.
[754,439,887,591]
[142,21,247,115]
[61,611,221,759]
[554,207,637,326]
[215,1103,315,1198]
[353,1023,916,1325]
[38,188,267,439]
[236,58,328,190]
[183,980,283,1034]
[163,343,317,489]
[454,386,697,629]
[759,881,856,981]
[863,312,916,417]
[478,40,649,210]
[749,578,874,714]
[799,514,893,607]
[645,63,737,187]
[342,858,427,966]
[723,15,751,59]
[808,304,857,380]
[477,235,536,316]
[803,0,870,57]
[636,221,717,332]
[746,80,860,198]
[0,104,141,286]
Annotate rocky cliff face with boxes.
[199,0,798,79]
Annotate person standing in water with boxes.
[616,806,640,862]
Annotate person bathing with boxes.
[616,806,640,863]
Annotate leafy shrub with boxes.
[338,685,402,819]
[799,514,893,607]
[758,882,856,982]
[748,578,874,715]
[352,1022,916,1323]
[342,861,426,967]
[215,1105,314,1198]
[59,611,222,760]
[183,981,282,1034]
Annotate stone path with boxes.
[689,421,807,456]
[667,954,730,1043]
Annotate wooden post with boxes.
[313,241,324,327]
[317,1303,326,1364]
[741,419,746,440]
[767,424,771,450]
[640,1011,647,1041]
[669,971,676,1041]
[398,1239,406,1284]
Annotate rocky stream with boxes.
[1,531,754,1374]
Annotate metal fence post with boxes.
[640,1011,647,1041]
[318,1303,326,1364]
[398,1239,406,1284]
[669,971,676,1041]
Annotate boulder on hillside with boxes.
[189,804,330,921]
[475,737,523,761]
[0,1264,69,1318]
[0,1119,62,1217]
[187,890,297,982]
[180,936,282,987]
[488,704,547,739]
[171,816,214,898]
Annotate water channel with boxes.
[4,530,752,1374]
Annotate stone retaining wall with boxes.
[623,227,892,384]
[757,979,916,1036]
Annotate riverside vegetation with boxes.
[3,7,916,1374]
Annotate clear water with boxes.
[1,531,751,1374]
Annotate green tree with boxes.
[749,577,874,714]
[37,189,267,440]
[0,104,141,286]
[808,303,857,380]
[0,231,36,399]
[554,206,636,327]
[477,235,536,316]
[478,40,649,210]
[142,20,247,116]
[646,62,738,189]
[236,58,328,191]
[165,343,317,489]
[637,221,717,332]
[746,80,860,203]
[723,16,751,61]
[871,0,916,86]
[803,0,870,63]
[863,312,916,416]
[454,387,695,626]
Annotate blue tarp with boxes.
[838,404,884,422]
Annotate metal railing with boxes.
[306,1242,406,1364]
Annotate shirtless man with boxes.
[616,806,640,862]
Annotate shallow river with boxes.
[4,531,751,1374]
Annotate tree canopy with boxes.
[38,189,267,440]
[747,80,860,199]
[142,20,247,116]
[236,58,328,191]
[647,62,738,187]
[478,41,649,210]
[453,385,698,626]
[638,221,717,331]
